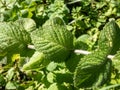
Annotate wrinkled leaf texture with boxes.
[15,18,36,32]
[0,21,31,53]
[112,50,120,73]
[73,20,120,88]
[98,20,120,54]
[31,17,73,62]
[74,50,111,88]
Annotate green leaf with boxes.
[15,18,36,32]
[0,21,31,54]
[25,86,34,90]
[0,74,6,86]
[74,50,111,88]
[46,61,57,72]
[112,50,120,73]
[2,0,16,9]
[47,0,69,18]
[22,51,50,70]
[47,72,55,83]
[31,17,73,62]
[98,20,120,54]
[74,34,90,50]
[30,71,44,82]
[99,84,120,90]
[65,53,82,72]
[48,83,67,90]
[55,72,73,84]
[5,81,18,90]
[6,67,15,81]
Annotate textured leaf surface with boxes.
[0,22,31,53]
[74,50,111,88]
[98,20,120,54]
[74,34,90,50]
[112,50,120,73]
[31,17,73,62]
[65,53,82,72]
[15,18,36,32]
[22,51,50,70]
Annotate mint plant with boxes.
[1,0,120,90]
[0,17,120,90]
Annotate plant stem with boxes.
[28,45,35,49]
[27,45,114,59]
[74,50,114,59]
[74,50,91,55]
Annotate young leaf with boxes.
[0,22,31,54]
[98,20,120,54]
[46,61,57,72]
[31,17,73,62]
[47,72,55,83]
[6,67,15,81]
[74,34,90,50]
[5,81,18,90]
[112,50,120,73]
[74,50,111,88]
[22,51,50,70]
[15,18,36,32]
[48,83,67,90]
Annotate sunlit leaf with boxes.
[0,22,31,54]
[31,17,73,62]
[22,51,49,70]
[74,50,111,88]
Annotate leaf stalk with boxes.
[28,45,114,59]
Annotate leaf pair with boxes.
[74,20,120,88]
[22,17,73,70]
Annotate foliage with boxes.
[31,17,73,62]
[1,0,120,90]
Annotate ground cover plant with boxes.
[1,0,120,90]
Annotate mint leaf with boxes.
[74,34,90,50]
[0,22,31,53]
[5,81,18,90]
[47,72,55,83]
[6,68,15,81]
[112,50,120,73]
[31,17,73,62]
[22,51,50,70]
[15,18,36,32]
[65,53,82,72]
[98,20,120,54]
[74,50,111,88]
[46,62,57,72]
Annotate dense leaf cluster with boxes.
[1,0,120,90]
